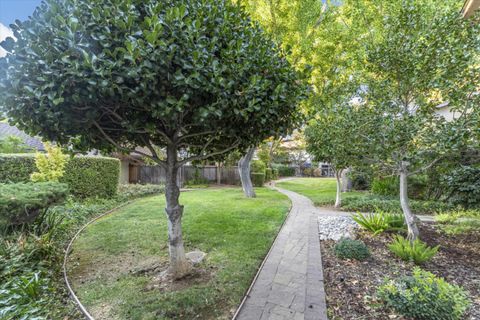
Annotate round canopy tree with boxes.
[0,0,305,278]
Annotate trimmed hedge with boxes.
[0,154,119,198]
[273,164,295,177]
[251,172,265,187]
[63,157,119,198]
[0,154,36,182]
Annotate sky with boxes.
[0,0,42,56]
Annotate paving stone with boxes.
[235,186,328,320]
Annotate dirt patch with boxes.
[145,265,216,293]
[321,223,480,320]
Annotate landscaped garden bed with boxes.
[321,223,480,319]
[67,188,290,320]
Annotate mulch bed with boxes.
[321,223,480,320]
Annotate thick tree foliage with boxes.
[0,0,305,277]
[352,0,480,240]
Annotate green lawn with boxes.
[68,187,290,320]
[276,178,363,206]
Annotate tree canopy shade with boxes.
[0,0,306,277]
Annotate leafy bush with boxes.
[442,165,480,208]
[342,195,454,215]
[378,268,471,320]
[62,156,119,199]
[435,209,480,235]
[265,168,273,182]
[0,154,120,199]
[348,168,373,191]
[0,182,68,230]
[388,235,438,264]
[251,172,265,187]
[0,135,32,153]
[302,167,314,177]
[30,143,68,182]
[371,177,399,197]
[352,210,405,235]
[333,238,370,260]
[118,184,165,200]
[272,164,296,177]
[251,160,266,174]
[0,154,36,183]
[272,168,279,180]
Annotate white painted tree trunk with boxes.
[399,161,419,242]
[334,169,343,208]
[164,145,191,278]
[238,147,256,198]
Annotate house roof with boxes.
[462,0,480,18]
[0,122,45,151]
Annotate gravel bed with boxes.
[318,216,358,240]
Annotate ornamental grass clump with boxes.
[333,238,370,261]
[378,268,471,320]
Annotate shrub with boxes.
[377,268,471,320]
[62,156,119,198]
[333,238,370,261]
[0,154,36,183]
[272,168,279,180]
[442,165,480,208]
[435,209,480,234]
[342,195,454,215]
[302,167,313,177]
[273,164,296,177]
[0,135,32,153]
[30,143,68,182]
[251,160,267,174]
[0,154,120,199]
[251,172,265,187]
[0,182,68,230]
[348,168,373,191]
[388,235,438,264]
[313,168,322,177]
[371,177,399,197]
[265,168,273,182]
[352,210,405,235]
[117,184,165,200]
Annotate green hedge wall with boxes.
[0,154,119,198]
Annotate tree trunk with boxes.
[399,161,419,242]
[164,144,191,279]
[238,147,256,198]
[341,168,352,192]
[334,169,343,208]
[216,162,222,185]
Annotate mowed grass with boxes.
[68,187,290,320]
[276,178,363,206]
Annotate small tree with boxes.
[0,0,304,278]
[305,104,370,207]
[355,0,480,240]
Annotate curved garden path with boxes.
[235,179,436,320]
[234,186,330,320]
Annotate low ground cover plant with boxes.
[388,235,438,265]
[378,268,471,320]
[342,195,455,215]
[435,209,480,235]
[333,238,370,261]
[0,184,166,319]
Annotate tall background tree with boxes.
[349,0,480,240]
[0,0,305,278]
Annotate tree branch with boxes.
[176,140,241,168]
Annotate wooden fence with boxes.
[133,165,240,186]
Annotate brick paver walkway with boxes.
[235,188,328,320]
